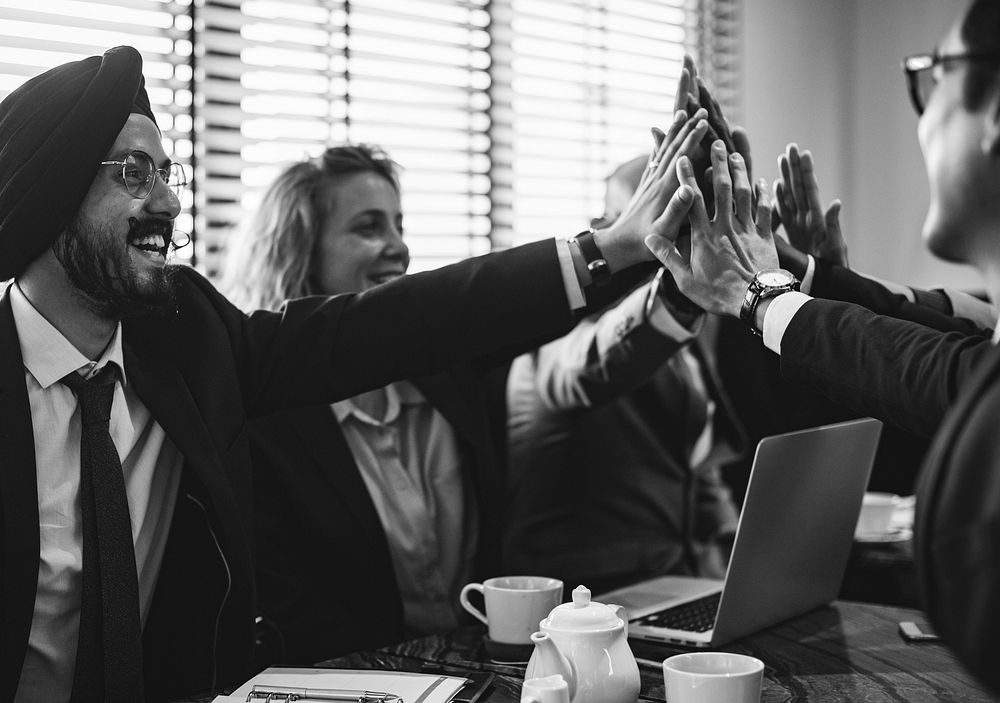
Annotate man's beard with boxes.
[53,215,177,319]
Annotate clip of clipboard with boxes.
[246,686,402,702]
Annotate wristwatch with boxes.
[574,228,611,287]
[740,268,800,336]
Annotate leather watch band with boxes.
[574,228,611,286]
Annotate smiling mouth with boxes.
[127,218,172,260]
[131,234,167,257]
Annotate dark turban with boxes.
[0,46,154,280]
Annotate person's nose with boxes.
[385,224,409,264]
[144,175,182,221]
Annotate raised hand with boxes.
[644,140,778,318]
[635,108,709,207]
[774,144,849,266]
[596,109,710,268]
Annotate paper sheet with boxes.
[212,666,468,702]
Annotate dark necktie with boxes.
[61,367,145,703]
[671,347,710,467]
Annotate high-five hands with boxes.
[643,140,779,318]
[774,143,849,266]
[599,108,710,267]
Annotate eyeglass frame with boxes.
[902,50,1000,116]
[98,150,190,199]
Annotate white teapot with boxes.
[524,585,641,703]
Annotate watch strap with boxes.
[574,228,611,286]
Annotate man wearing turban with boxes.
[0,47,687,703]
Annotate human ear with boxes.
[982,83,1000,156]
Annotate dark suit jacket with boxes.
[916,344,1000,693]
[0,239,578,703]
[250,365,505,664]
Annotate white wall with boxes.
[742,0,980,291]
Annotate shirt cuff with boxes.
[800,255,817,295]
[944,288,998,330]
[762,291,813,354]
[557,237,587,310]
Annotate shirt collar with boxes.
[10,281,127,388]
[332,380,426,424]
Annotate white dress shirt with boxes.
[11,283,183,703]
[333,381,476,636]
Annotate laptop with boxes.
[599,417,883,648]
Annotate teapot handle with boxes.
[459,583,489,626]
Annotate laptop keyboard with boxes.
[632,592,721,632]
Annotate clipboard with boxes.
[212,667,470,703]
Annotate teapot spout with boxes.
[525,632,576,700]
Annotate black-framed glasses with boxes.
[903,51,1000,115]
[99,150,189,199]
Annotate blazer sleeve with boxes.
[810,259,992,334]
[175,240,582,417]
[517,278,691,410]
[780,298,993,438]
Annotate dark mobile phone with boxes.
[899,620,941,642]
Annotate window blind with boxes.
[489,0,741,248]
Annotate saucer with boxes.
[855,527,913,543]
[483,635,533,664]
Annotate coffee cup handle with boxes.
[459,583,489,625]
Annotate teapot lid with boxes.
[544,586,622,631]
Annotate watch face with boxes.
[758,270,792,286]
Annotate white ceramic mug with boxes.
[521,674,570,703]
[459,576,563,644]
[855,492,900,538]
[663,651,764,703]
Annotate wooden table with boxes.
[322,601,999,702]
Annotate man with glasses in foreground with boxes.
[643,0,1000,691]
[0,47,683,703]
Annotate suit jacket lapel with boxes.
[412,372,479,445]
[281,404,387,551]
[413,371,503,577]
[0,287,41,699]
[915,344,1000,590]
[122,343,252,587]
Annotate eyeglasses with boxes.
[99,150,189,199]
[903,50,1000,115]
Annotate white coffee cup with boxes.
[521,674,570,703]
[855,492,900,538]
[663,651,764,703]
[459,576,563,644]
